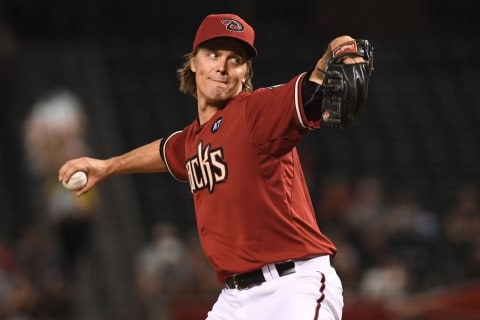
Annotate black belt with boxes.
[225,256,334,290]
[225,260,296,290]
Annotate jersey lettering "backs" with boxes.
[186,141,227,193]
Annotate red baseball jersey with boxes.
[160,73,336,283]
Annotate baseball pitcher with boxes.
[59,13,374,320]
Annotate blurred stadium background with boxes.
[0,1,479,319]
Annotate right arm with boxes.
[58,138,167,196]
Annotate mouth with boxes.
[209,77,228,84]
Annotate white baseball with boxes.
[62,171,88,191]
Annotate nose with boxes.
[215,57,228,73]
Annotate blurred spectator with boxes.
[336,176,386,295]
[368,189,440,293]
[42,176,97,280]
[184,229,221,297]
[14,226,68,320]
[382,189,439,240]
[21,89,98,319]
[0,240,36,320]
[444,185,480,248]
[359,255,410,302]
[23,89,90,178]
[328,231,362,299]
[344,176,384,231]
[135,223,193,320]
[22,88,98,277]
[315,174,352,227]
[443,185,480,282]
[165,230,221,320]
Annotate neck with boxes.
[197,97,229,125]
[198,103,220,125]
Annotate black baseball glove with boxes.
[321,39,374,128]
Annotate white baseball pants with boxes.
[206,255,344,320]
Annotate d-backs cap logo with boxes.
[221,18,245,32]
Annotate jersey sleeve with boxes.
[159,130,189,182]
[244,73,321,154]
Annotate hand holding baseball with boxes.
[59,156,111,196]
[62,171,88,191]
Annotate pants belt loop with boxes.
[262,263,278,281]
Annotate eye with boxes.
[229,56,244,66]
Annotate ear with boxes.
[243,66,251,83]
[190,55,197,72]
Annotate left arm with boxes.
[309,35,367,84]
[303,35,374,127]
